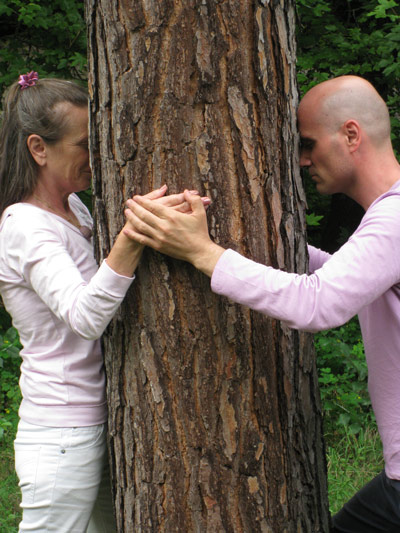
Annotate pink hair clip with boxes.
[18,71,39,90]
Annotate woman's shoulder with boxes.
[1,201,51,225]
[0,202,62,244]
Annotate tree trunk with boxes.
[86,1,330,531]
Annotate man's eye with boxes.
[301,140,314,150]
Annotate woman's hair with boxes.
[0,77,88,216]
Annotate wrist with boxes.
[192,242,225,277]
[106,231,144,277]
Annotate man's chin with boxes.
[315,182,331,195]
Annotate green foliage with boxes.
[315,318,374,438]
[296,0,400,153]
[0,323,21,528]
[0,0,86,95]
[298,0,400,248]
[0,327,21,441]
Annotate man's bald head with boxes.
[299,76,391,148]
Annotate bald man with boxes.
[126,76,400,532]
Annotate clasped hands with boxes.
[123,185,224,277]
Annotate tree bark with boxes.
[86,1,330,531]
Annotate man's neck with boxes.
[350,151,400,210]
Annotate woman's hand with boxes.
[144,185,211,213]
[122,185,210,242]
[106,185,168,277]
[123,190,224,277]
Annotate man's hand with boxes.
[123,190,224,277]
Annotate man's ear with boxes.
[343,119,361,153]
[27,134,47,166]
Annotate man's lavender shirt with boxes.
[211,180,400,479]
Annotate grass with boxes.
[326,426,384,515]
[0,425,20,533]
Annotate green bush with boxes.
[315,318,374,439]
[297,0,400,247]
[0,0,87,95]
[296,0,400,153]
[0,326,21,441]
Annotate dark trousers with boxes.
[332,470,400,532]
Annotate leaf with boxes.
[338,413,351,426]
[0,4,13,16]
[6,345,20,359]
[348,422,362,435]
[306,212,324,226]
[4,327,18,344]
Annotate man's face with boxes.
[298,104,355,197]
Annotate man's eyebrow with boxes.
[300,137,315,146]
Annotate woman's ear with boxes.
[343,119,361,153]
[27,134,47,166]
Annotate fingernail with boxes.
[189,190,199,194]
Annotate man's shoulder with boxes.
[367,181,400,215]
[358,184,400,239]
[376,179,400,203]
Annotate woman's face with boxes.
[43,104,91,194]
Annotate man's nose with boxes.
[299,150,311,168]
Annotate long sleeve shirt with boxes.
[211,179,400,479]
[0,194,134,427]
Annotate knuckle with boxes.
[158,233,167,245]
[162,225,173,238]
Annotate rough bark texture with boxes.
[86,1,330,531]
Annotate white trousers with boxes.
[14,420,117,533]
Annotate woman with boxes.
[0,72,208,532]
